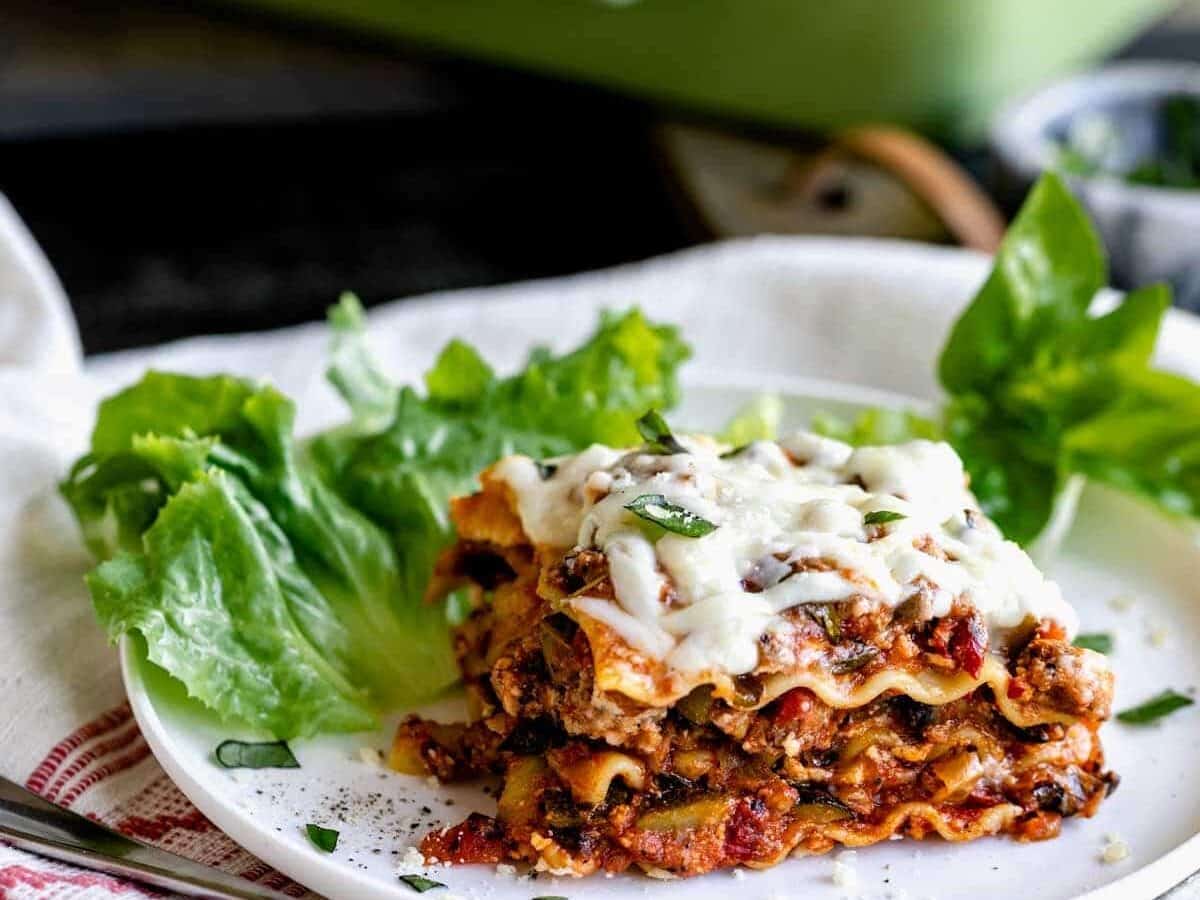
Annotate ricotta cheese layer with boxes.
[493,432,1077,676]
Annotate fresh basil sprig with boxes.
[636,410,688,455]
[625,494,717,537]
[815,173,1200,547]
[1117,689,1194,724]
[214,740,300,769]
[863,510,906,526]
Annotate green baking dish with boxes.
[229,0,1175,139]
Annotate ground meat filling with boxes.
[397,503,1113,877]
[405,680,1111,874]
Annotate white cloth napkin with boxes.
[2,192,1200,899]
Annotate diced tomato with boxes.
[1007,677,1027,700]
[949,615,987,678]
[772,687,817,725]
[421,812,506,864]
[1038,621,1068,642]
[724,797,768,862]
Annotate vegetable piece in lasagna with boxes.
[393,430,1115,877]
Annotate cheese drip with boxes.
[494,432,1077,676]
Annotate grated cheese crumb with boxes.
[1109,594,1135,612]
[1101,833,1130,863]
[782,735,802,757]
[831,850,859,889]
[494,864,516,879]
[398,846,427,870]
[732,868,745,880]
[358,746,383,767]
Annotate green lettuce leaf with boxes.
[89,469,375,736]
[720,394,783,445]
[811,407,941,447]
[63,303,689,739]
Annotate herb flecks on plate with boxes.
[214,740,299,769]
[1117,689,1195,724]
[305,824,339,852]
[398,874,446,893]
[1073,633,1114,654]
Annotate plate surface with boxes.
[123,377,1200,900]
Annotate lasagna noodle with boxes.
[410,439,1115,877]
[571,607,1076,728]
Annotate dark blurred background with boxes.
[3,0,1199,354]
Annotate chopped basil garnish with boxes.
[625,494,717,537]
[831,646,878,674]
[1073,633,1113,654]
[305,824,339,852]
[1117,689,1194,725]
[863,510,907,526]
[806,603,841,642]
[399,874,446,893]
[720,444,749,459]
[636,410,688,455]
[535,461,558,480]
[214,739,299,769]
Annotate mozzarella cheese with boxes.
[494,432,1077,677]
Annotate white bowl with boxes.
[992,61,1200,310]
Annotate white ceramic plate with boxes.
[122,375,1200,900]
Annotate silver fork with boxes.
[0,775,303,899]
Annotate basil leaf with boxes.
[214,739,300,770]
[305,824,339,852]
[806,603,841,642]
[399,874,446,893]
[1073,633,1113,654]
[863,510,906,526]
[625,494,717,537]
[636,410,688,455]
[1117,689,1194,724]
[831,646,878,674]
[939,173,1106,396]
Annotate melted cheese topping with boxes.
[494,433,1077,677]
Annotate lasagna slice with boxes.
[393,430,1115,877]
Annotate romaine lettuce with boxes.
[62,303,689,738]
